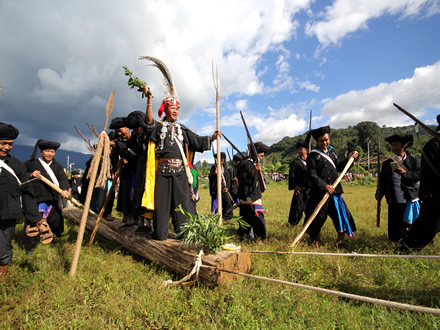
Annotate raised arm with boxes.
[144,86,153,124]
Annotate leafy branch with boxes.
[123,66,151,98]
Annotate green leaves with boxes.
[176,205,245,254]
[123,66,151,98]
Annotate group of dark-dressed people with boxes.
[1,91,439,279]
[286,117,440,252]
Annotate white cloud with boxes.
[235,100,248,111]
[321,61,440,127]
[305,0,439,47]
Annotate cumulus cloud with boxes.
[321,61,440,127]
[305,0,439,47]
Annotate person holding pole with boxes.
[399,115,440,252]
[0,123,42,279]
[24,139,69,252]
[376,134,421,242]
[303,126,358,247]
[209,152,233,220]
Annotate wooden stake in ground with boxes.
[70,89,114,278]
[212,61,222,225]
[87,167,121,249]
[290,155,355,248]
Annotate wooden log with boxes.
[63,206,251,285]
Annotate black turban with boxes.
[254,142,270,154]
[214,152,226,160]
[109,117,126,129]
[107,131,116,140]
[0,122,19,140]
[30,139,61,159]
[296,140,307,149]
[124,111,145,129]
[233,153,245,162]
[385,134,413,148]
[72,170,80,175]
[437,114,440,131]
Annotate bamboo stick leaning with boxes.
[290,155,355,248]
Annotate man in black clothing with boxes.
[144,90,221,240]
[24,139,69,250]
[400,115,440,251]
[376,134,421,241]
[236,142,270,240]
[69,170,81,201]
[0,123,42,278]
[209,152,234,220]
[304,126,359,246]
[288,140,310,226]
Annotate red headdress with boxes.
[158,96,180,118]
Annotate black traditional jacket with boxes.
[307,147,350,196]
[0,154,41,222]
[288,157,309,191]
[24,158,69,204]
[378,152,421,204]
[209,164,232,197]
[419,139,439,201]
[237,159,261,202]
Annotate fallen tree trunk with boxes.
[63,205,251,285]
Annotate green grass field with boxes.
[1,181,440,328]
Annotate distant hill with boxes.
[11,145,90,172]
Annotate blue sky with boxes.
[1,0,439,165]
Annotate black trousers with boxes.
[237,204,267,239]
[153,172,195,241]
[288,191,308,226]
[0,219,16,265]
[211,191,234,220]
[387,203,407,242]
[401,198,440,251]
[305,193,356,241]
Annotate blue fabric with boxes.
[403,200,420,224]
[38,202,53,220]
[332,194,353,237]
[211,197,219,214]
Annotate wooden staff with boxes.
[70,89,114,278]
[87,167,121,249]
[212,61,222,225]
[290,155,355,248]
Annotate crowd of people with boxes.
[1,90,439,279]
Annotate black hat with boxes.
[72,170,79,175]
[437,114,440,131]
[214,152,226,160]
[0,122,19,140]
[296,140,307,149]
[124,111,145,129]
[109,117,126,129]
[385,134,413,148]
[254,142,270,154]
[30,139,60,159]
[233,153,245,162]
[310,126,331,140]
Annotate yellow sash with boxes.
[140,140,157,219]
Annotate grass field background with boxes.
[1,180,440,328]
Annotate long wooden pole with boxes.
[70,89,114,278]
[290,155,355,248]
[376,137,381,227]
[213,61,222,224]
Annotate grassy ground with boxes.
[1,180,440,328]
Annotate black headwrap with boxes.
[233,153,245,162]
[305,125,331,146]
[124,111,145,129]
[0,122,19,140]
[254,142,270,154]
[385,134,413,149]
[214,152,226,160]
[437,114,440,132]
[72,170,80,175]
[109,117,126,129]
[108,131,116,141]
[296,140,307,149]
[30,139,61,159]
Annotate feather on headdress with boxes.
[139,56,180,117]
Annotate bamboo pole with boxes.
[290,155,355,248]
[212,61,222,224]
[70,89,114,278]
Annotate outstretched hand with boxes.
[211,130,221,141]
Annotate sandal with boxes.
[36,220,53,244]
[25,223,40,237]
